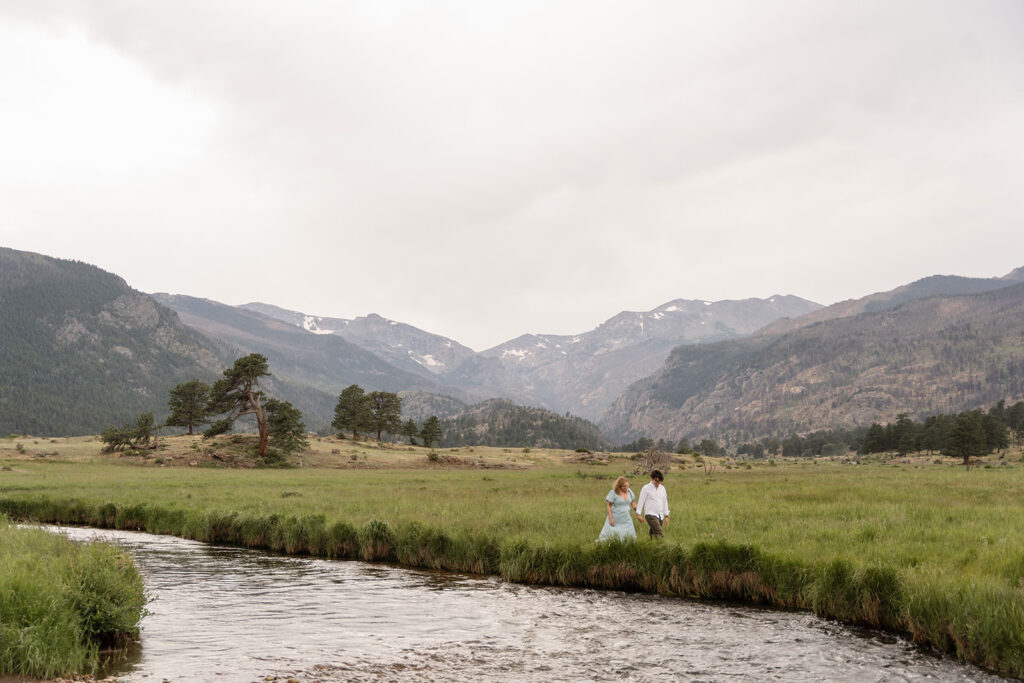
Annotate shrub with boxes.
[360,520,395,562]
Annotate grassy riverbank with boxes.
[0,516,146,679]
[2,440,1023,676]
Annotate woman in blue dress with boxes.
[598,476,638,542]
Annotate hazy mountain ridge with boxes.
[234,295,822,421]
[452,295,823,420]
[239,302,475,378]
[1001,266,1024,282]
[153,294,463,401]
[758,269,1024,336]
[602,281,1024,444]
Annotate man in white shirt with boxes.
[635,470,669,537]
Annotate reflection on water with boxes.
[47,526,1005,682]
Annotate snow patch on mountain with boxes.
[303,315,335,335]
[409,351,443,368]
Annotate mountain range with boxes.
[603,273,1024,444]
[238,302,476,379]
[225,295,822,421]
[3,245,1023,447]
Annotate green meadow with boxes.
[2,440,1023,677]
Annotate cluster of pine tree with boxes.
[100,354,309,458]
[859,400,1024,463]
[736,427,867,459]
[613,437,726,457]
[637,400,1024,463]
[332,384,442,447]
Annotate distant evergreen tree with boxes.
[981,412,1010,452]
[614,437,655,453]
[265,398,309,455]
[204,354,272,457]
[332,384,373,439]
[763,437,782,456]
[920,415,950,454]
[860,424,888,454]
[988,399,1008,424]
[165,379,211,435]
[100,411,156,451]
[420,415,442,448]
[1008,401,1024,444]
[893,413,918,455]
[400,418,419,445]
[100,424,134,452]
[367,391,402,441]
[133,411,155,445]
[736,442,766,458]
[943,411,988,466]
[698,438,723,457]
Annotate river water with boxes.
[48,526,1005,682]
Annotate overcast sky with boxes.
[2,1,1023,350]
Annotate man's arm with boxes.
[635,486,648,517]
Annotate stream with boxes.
[47,526,1006,682]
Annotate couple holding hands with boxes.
[597,470,669,542]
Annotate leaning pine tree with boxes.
[204,353,272,457]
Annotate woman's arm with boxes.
[606,500,615,526]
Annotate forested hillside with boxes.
[439,399,609,450]
[397,391,468,422]
[603,283,1024,444]
[0,248,224,435]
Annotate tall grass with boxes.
[0,515,146,678]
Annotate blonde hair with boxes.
[614,476,629,494]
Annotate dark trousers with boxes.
[644,515,664,537]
